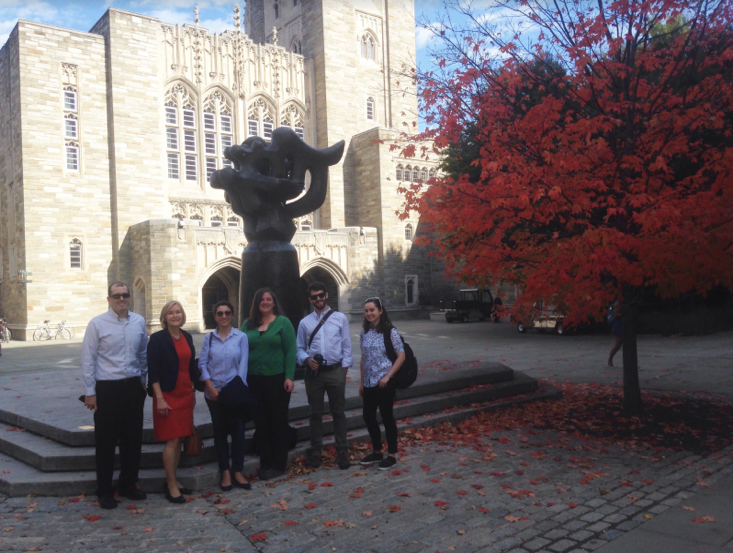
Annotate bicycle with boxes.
[33,320,75,341]
[0,318,10,343]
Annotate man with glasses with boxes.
[81,282,149,509]
[296,282,353,470]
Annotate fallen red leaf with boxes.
[305,503,317,510]
[251,533,267,541]
[284,520,299,526]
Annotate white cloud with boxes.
[0,0,59,48]
[415,22,444,50]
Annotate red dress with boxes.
[153,335,195,441]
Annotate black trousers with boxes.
[206,398,245,473]
[248,373,291,471]
[94,378,146,496]
[362,382,398,455]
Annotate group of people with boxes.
[81,281,405,509]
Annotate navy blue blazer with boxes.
[147,329,197,393]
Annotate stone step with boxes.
[0,383,561,497]
[0,372,539,472]
[0,363,515,446]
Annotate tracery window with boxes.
[69,238,83,269]
[291,39,302,54]
[366,97,375,121]
[404,165,412,182]
[66,142,79,171]
[412,167,419,182]
[281,103,305,141]
[420,168,427,182]
[227,216,240,227]
[360,34,376,61]
[248,97,276,141]
[404,224,413,241]
[396,165,403,181]
[210,216,223,227]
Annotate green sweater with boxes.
[241,315,297,380]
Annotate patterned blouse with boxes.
[360,327,404,388]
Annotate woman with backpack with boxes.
[358,297,405,471]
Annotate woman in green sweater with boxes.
[241,287,297,480]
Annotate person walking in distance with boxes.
[296,282,353,470]
[81,283,149,510]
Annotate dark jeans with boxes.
[362,382,397,455]
[305,364,347,453]
[205,398,245,473]
[248,373,291,471]
[94,378,146,496]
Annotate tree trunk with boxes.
[621,298,644,416]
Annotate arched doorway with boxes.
[300,266,340,316]
[201,266,240,329]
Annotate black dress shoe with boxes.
[98,495,118,510]
[120,488,147,501]
[233,480,252,490]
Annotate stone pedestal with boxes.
[239,241,303,332]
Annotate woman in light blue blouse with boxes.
[358,297,405,471]
[198,301,252,492]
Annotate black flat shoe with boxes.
[220,482,233,492]
[163,482,185,504]
[98,495,118,510]
[178,486,193,495]
[233,480,252,490]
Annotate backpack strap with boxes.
[383,325,397,363]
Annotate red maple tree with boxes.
[402,0,733,414]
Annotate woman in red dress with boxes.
[147,301,197,504]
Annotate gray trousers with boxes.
[304,364,347,453]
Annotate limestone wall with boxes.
[0,26,27,333]
[3,21,113,337]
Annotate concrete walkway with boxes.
[1,320,731,552]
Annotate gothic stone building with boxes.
[0,1,448,339]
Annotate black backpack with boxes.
[383,326,418,389]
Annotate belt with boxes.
[320,363,341,371]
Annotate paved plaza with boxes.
[1,320,732,552]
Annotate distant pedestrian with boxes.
[241,288,297,481]
[147,301,197,503]
[359,297,405,471]
[296,282,353,470]
[199,301,252,492]
[81,282,148,510]
[608,300,622,367]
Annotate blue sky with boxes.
[0,0,445,65]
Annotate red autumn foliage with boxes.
[402,0,733,415]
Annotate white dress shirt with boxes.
[296,307,353,369]
[81,308,148,396]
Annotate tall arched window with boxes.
[404,224,413,241]
[404,165,412,182]
[396,165,403,181]
[420,167,427,181]
[227,215,240,227]
[63,85,79,171]
[203,89,235,179]
[69,239,82,269]
[164,83,198,183]
[412,167,419,182]
[291,39,302,54]
[366,97,375,121]
[428,168,436,181]
[274,3,279,18]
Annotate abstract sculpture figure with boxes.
[211,127,344,243]
[210,127,345,332]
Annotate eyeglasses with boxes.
[309,292,326,301]
[215,310,232,317]
[365,296,381,305]
[110,293,131,300]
